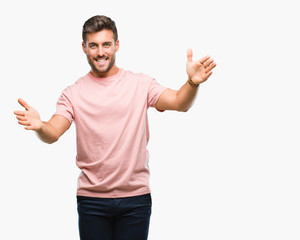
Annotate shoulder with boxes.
[122,69,154,84]
[58,74,88,99]
[65,73,89,90]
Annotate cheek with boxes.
[86,49,97,58]
[108,49,117,57]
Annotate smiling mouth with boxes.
[95,57,109,65]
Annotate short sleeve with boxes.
[147,78,167,109]
[54,87,74,123]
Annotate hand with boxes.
[14,98,43,131]
[186,48,217,85]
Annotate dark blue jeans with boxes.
[77,193,152,240]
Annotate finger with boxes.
[205,62,217,72]
[25,125,35,130]
[204,59,214,68]
[204,71,213,80]
[18,98,30,110]
[198,72,213,84]
[199,55,210,65]
[14,110,26,116]
[18,120,29,126]
[16,115,26,121]
[208,71,213,77]
[187,48,193,62]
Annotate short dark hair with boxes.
[82,15,118,43]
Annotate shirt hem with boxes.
[53,113,73,124]
[76,189,151,199]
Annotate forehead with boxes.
[85,29,114,43]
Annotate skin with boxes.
[156,49,216,111]
[82,29,120,78]
[14,29,216,143]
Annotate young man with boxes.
[14,15,216,240]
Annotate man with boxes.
[14,15,216,240]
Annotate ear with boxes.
[82,42,87,54]
[115,40,120,52]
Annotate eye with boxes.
[104,43,111,48]
[89,44,97,49]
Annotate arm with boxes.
[155,48,216,112]
[14,98,71,144]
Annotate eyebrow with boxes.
[88,41,113,46]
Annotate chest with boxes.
[72,79,148,122]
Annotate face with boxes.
[82,29,119,78]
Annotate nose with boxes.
[97,46,105,56]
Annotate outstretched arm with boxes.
[14,98,71,144]
[155,49,216,112]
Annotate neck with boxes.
[90,65,119,78]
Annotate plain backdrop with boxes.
[1,0,299,239]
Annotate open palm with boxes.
[14,98,42,130]
[186,48,216,84]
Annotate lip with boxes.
[95,58,108,66]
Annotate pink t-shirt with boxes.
[55,68,166,198]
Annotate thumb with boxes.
[187,48,193,62]
[18,98,30,110]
